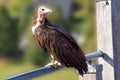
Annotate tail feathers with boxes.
[76,51,88,75]
[77,65,88,76]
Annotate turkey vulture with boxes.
[32,6,88,75]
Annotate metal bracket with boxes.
[85,51,103,61]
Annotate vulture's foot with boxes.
[45,60,61,68]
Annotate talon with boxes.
[53,60,61,68]
[45,54,62,68]
[45,60,61,68]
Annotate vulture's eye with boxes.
[42,9,44,11]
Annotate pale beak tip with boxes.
[49,10,52,13]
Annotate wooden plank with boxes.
[79,73,96,80]
[96,1,114,80]
[111,0,120,80]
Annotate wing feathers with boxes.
[54,37,87,75]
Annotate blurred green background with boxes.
[0,0,96,79]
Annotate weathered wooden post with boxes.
[96,0,114,80]
[111,0,120,80]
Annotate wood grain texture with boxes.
[96,1,114,80]
[79,72,102,80]
[111,0,120,80]
[79,73,96,80]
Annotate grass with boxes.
[0,59,36,80]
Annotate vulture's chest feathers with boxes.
[32,22,47,38]
[32,22,52,51]
[32,22,41,34]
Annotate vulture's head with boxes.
[38,6,52,21]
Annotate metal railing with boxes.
[6,51,104,80]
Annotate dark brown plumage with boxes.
[32,6,88,75]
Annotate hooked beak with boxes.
[44,8,52,14]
